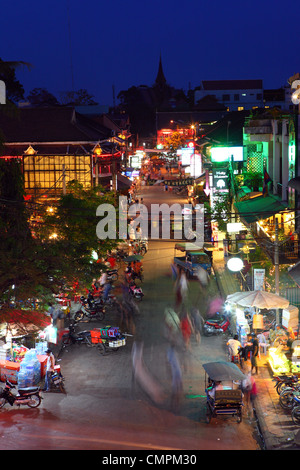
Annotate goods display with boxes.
[17,349,41,388]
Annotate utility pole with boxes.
[62,164,66,195]
[275,218,279,295]
[274,218,280,325]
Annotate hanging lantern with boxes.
[252,314,264,329]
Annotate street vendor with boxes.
[43,349,55,392]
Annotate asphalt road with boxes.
[0,187,261,451]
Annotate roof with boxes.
[234,194,288,224]
[288,261,300,287]
[0,106,111,144]
[202,361,246,381]
[202,79,263,91]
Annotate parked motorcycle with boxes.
[0,378,42,408]
[203,314,230,336]
[49,370,66,394]
[273,374,299,395]
[279,385,300,410]
[291,398,300,425]
[58,321,92,356]
[74,295,105,322]
[128,281,144,301]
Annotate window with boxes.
[222,94,230,101]
[238,106,244,111]
[234,94,239,101]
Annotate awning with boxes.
[234,194,287,224]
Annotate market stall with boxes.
[226,290,300,375]
[0,309,52,386]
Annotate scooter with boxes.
[128,281,144,301]
[58,321,92,356]
[74,295,105,322]
[0,378,42,408]
[203,314,230,336]
[273,374,299,395]
[49,369,66,394]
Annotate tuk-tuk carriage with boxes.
[203,361,246,424]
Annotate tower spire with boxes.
[155,53,167,87]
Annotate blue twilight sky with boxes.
[2,0,300,107]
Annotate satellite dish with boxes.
[291,79,300,104]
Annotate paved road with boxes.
[0,187,261,451]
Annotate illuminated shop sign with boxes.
[211,146,243,163]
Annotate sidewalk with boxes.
[212,245,300,450]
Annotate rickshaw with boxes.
[203,361,245,424]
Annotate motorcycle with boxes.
[49,368,66,394]
[273,374,299,395]
[128,281,144,301]
[74,294,105,322]
[203,314,230,336]
[58,321,92,356]
[0,378,42,408]
[279,386,300,412]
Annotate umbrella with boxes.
[202,362,246,381]
[226,290,289,310]
[124,255,143,262]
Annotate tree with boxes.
[36,181,119,293]
[0,160,58,305]
[59,89,98,106]
[27,88,59,107]
[0,59,30,103]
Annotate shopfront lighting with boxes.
[227,257,244,272]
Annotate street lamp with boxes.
[227,257,244,272]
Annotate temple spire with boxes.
[155,54,167,87]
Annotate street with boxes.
[0,187,261,451]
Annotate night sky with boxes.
[3,0,300,106]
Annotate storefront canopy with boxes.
[0,309,51,337]
[234,195,287,224]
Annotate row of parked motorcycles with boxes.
[273,374,300,425]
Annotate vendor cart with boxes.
[203,361,245,424]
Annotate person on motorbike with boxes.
[103,280,113,303]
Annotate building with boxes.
[194,79,264,112]
[0,106,129,199]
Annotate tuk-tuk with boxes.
[203,361,246,424]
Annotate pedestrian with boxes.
[190,307,203,343]
[167,345,183,412]
[251,334,259,375]
[177,270,188,308]
[180,310,194,351]
[227,334,242,363]
[43,348,55,392]
[131,341,165,405]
